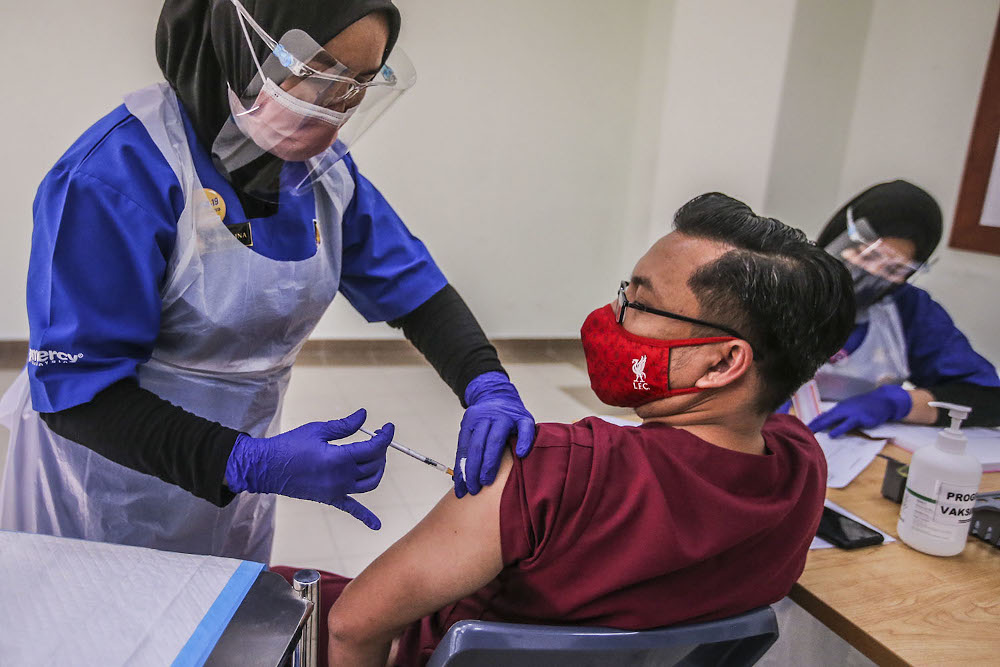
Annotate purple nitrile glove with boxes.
[454,371,536,498]
[225,408,393,529]
[808,385,911,438]
[776,400,792,414]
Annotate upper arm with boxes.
[894,287,1000,388]
[28,166,175,413]
[337,155,448,323]
[328,452,512,643]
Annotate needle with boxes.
[359,427,454,476]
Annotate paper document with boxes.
[865,423,1000,472]
[791,380,822,424]
[810,499,895,549]
[815,432,886,488]
[978,132,1000,227]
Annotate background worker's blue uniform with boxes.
[814,282,1000,428]
[840,284,998,388]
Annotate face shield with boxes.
[825,207,926,310]
[212,0,416,201]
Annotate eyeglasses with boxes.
[616,281,762,359]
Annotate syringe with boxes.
[359,427,454,476]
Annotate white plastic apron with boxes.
[814,298,910,402]
[0,83,354,562]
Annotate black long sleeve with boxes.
[929,382,1000,427]
[389,283,505,405]
[39,378,240,507]
[38,283,500,505]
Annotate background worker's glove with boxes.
[226,408,393,529]
[808,385,911,438]
[455,372,536,498]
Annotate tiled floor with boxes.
[0,360,603,576]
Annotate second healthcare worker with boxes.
[809,180,1000,435]
[0,0,535,562]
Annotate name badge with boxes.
[226,222,253,247]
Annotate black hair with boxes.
[673,193,856,413]
[816,180,942,263]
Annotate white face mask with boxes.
[228,80,358,162]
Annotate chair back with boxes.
[425,606,778,667]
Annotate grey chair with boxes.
[426,606,778,667]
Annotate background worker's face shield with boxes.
[825,208,926,310]
[212,0,416,201]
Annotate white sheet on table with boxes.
[814,432,886,488]
[0,531,249,666]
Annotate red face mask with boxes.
[580,304,736,407]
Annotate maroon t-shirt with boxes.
[395,413,826,665]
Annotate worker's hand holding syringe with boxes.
[225,409,393,529]
[225,408,454,532]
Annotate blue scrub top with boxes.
[841,284,999,389]
[27,102,447,413]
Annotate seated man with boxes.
[275,192,856,667]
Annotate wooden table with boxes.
[791,444,1000,666]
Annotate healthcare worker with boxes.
[0,0,535,563]
[808,180,1000,436]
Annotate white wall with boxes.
[0,1,165,339]
[316,0,648,338]
[642,0,799,242]
[763,0,874,228]
[1,0,998,361]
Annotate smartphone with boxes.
[816,506,885,549]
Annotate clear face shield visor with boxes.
[825,208,927,309]
[214,0,416,199]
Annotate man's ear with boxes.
[694,340,754,389]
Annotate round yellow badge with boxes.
[203,188,226,221]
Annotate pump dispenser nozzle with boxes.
[928,401,972,432]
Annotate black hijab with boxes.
[155,0,400,217]
[817,180,943,264]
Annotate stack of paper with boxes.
[814,432,887,488]
[864,423,1000,472]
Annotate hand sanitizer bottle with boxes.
[897,402,982,556]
